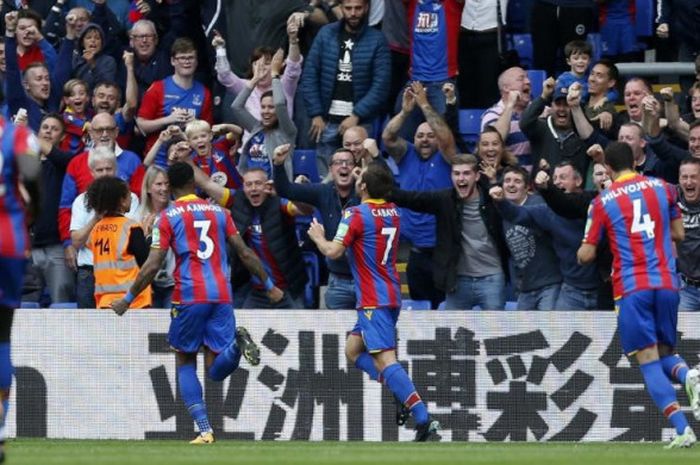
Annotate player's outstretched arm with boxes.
[111,248,167,315]
[227,233,284,303]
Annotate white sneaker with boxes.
[665,426,697,449]
[685,368,700,420]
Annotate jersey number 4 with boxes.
[631,198,655,239]
[194,220,215,260]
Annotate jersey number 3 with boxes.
[631,198,655,239]
[194,220,215,260]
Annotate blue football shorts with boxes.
[0,257,27,308]
[601,19,637,56]
[168,302,235,354]
[351,307,400,353]
[616,289,679,355]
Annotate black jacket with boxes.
[388,181,509,293]
[230,192,307,297]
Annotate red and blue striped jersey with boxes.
[0,117,39,258]
[58,148,145,244]
[408,0,460,81]
[59,110,88,156]
[138,76,213,153]
[334,199,401,310]
[152,194,236,304]
[583,173,681,298]
[243,200,298,291]
[193,148,242,190]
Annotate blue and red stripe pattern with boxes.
[243,206,291,291]
[583,173,680,299]
[0,117,39,258]
[334,199,402,310]
[153,195,236,304]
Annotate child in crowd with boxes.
[185,119,242,189]
[556,40,618,105]
[72,23,117,91]
[59,79,90,156]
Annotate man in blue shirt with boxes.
[382,81,455,308]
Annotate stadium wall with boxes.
[7,310,700,442]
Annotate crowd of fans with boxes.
[4,0,700,311]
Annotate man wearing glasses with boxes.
[272,144,360,309]
[137,37,214,154]
[58,112,145,275]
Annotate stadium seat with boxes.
[635,0,653,37]
[401,299,431,310]
[505,301,518,311]
[510,34,533,69]
[587,33,602,63]
[49,302,78,309]
[527,69,546,100]
[302,251,320,309]
[458,109,484,151]
[437,301,447,310]
[292,149,320,183]
[20,301,40,309]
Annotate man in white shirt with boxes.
[70,147,139,308]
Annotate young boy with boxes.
[556,40,618,104]
[59,79,90,156]
[185,119,242,189]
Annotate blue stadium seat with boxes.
[292,149,320,183]
[49,302,78,309]
[302,252,320,309]
[458,109,484,151]
[401,299,431,310]
[587,33,602,63]
[437,301,447,310]
[20,301,40,309]
[635,0,653,37]
[527,69,546,100]
[505,301,518,311]
[510,34,533,69]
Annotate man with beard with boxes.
[389,154,509,310]
[382,81,456,308]
[301,0,390,173]
[521,78,590,179]
[677,158,700,311]
[273,144,360,310]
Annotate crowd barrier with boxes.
[8,309,700,441]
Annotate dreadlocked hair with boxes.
[85,176,130,216]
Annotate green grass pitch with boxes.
[6,439,699,465]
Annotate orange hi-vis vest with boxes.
[88,215,152,309]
